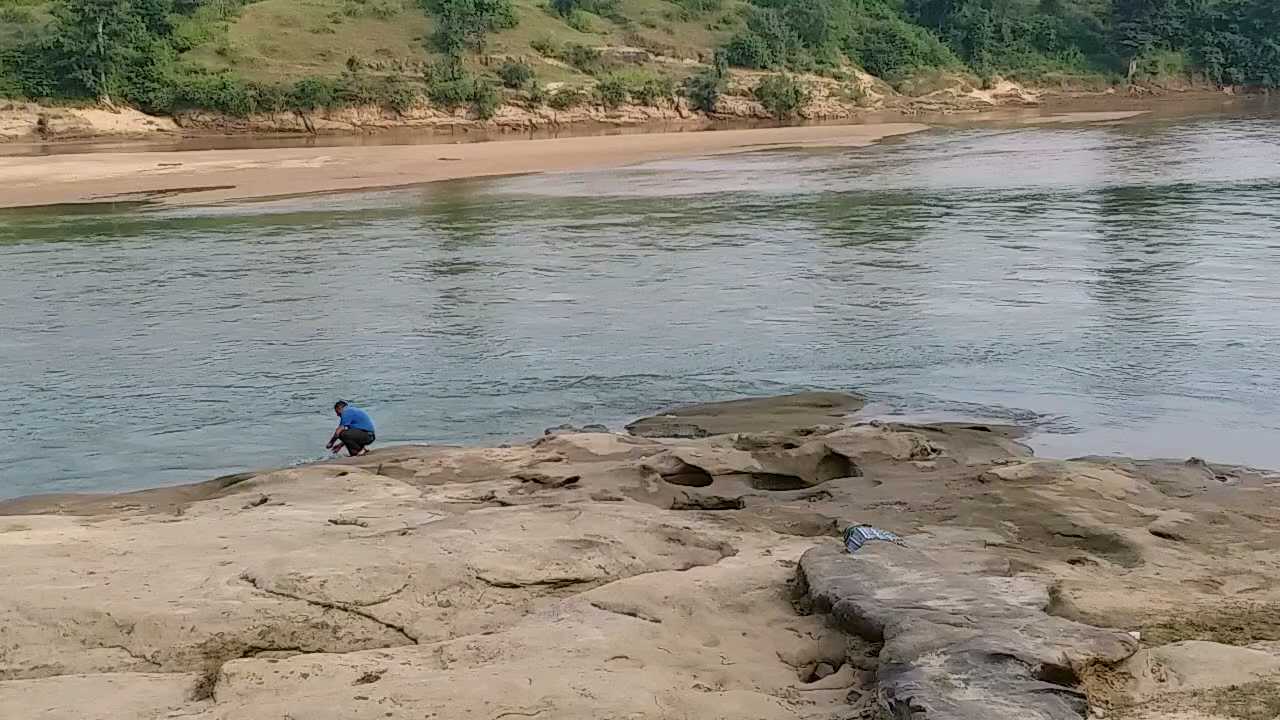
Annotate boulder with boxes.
[796,544,1138,720]
[1121,641,1280,701]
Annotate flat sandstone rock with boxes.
[4,394,1280,719]
[626,391,865,437]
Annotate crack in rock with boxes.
[472,572,599,589]
[342,580,411,608]
[239,573,418,644]
[93,644,162,667]
[588,600,663,624]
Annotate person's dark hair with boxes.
[334,400,348,410]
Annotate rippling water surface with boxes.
[4,113,1280,497]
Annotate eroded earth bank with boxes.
[3,392,1280,720]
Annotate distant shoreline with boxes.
[0,108,1162,210]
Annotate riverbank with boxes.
[0,121,931,208]
[3,392,1279,719]
[0,103,1172,209]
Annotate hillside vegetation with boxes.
[0,0,1278,120]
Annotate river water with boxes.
[4,112,1280,497]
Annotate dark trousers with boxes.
[338,428,375,455]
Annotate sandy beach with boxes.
[0,122,929,209]
[0,109,1160,209]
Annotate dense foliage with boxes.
[753,73,808,117]
[721,0,1280,85]
[1,0,1279,114]
[421,0,515,54]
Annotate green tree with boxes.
[906,0,960,30]
[782,0,843,50]
[45,0,175,103]
[1112,0,1183,56]
[421,0,517,55]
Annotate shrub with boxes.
[427,72,501,117]
[592,70,676,107]
[565,10,592,32]
[174,73,260,116]
[723,31,774,69]
[595,75,628,107]
[631,74,675,105]
[547,86,586,109]
[753,74,809,118]
[382,76,419,112]
[743,7,799,66]
[562,43,605,74]
[682,67,723,112]
[472,79,500,118]
[252,82,294,113]
[497,59,534,89]
[552,0,620,22]
[527,81,547,105]
[845,16,958,80]
[1135,48,1189,82]
[291,77,339,111]
[675,0,721,16]
[530,35,559,57]
[336,73,385,105]
[713,47,729,76]
[427,76,475,107]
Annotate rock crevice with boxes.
[239,573,419,645]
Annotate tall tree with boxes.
[45,0,174,104]
[421,0,516,55]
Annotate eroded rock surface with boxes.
[5,393,1280,719]
[625,391,865,437]
[797,544,1137,719]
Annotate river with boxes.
[3,111,1280,497]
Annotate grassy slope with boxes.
[182,0,435,81]
[182,0,745,84]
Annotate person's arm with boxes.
[327,423,348,449]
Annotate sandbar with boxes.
[0,122,927,209]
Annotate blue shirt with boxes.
[339,406,375,433]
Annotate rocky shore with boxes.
[0,70,1016,143]
[3,391,1279,719]
[0,74,1231,145]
